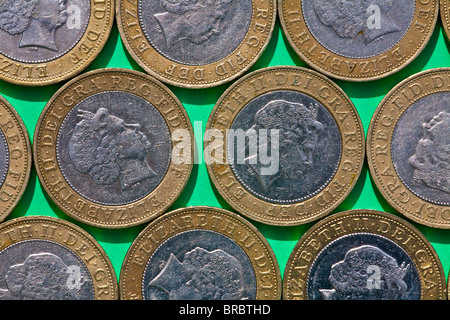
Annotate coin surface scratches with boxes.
[283,210,447,300]
[0,216,118,300]
[0,95,31,222]
[206,66,365,226]
[279,0,439,81]
[0,0,114,86]
[33,68,194,228]
[116,0,277,88]
[120,206,282,300]
[367,68,450,229]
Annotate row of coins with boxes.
[0,64,448,299]
[0,207,446,300]
[1,65,448,230]
[0,0,447,301]
[1,0,449,87]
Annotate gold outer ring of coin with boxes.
[119,206,282,300]
[205,66,365,226]
[0,0,114,86]
[278,0,439,82]
[33,68,194,229]
[0,95,32,223]
[283,209,447,300]
[0,215,119,300]
[441,0,450,40]
[116,0,276,89]
[367,68,450,229]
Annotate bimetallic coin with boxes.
[367,68,450,229]
[34,68,194,228]
[441,0,450,41]
[0,216,118,300]
[120,206,281,300]
[0,95,31,222]
[205,66,365,226]
[116,0,276,88]
[0,0,114,86]
[279,0,438,81]
[283,210,447,300]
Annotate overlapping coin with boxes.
[0,0,114,86]
[367,68,450,229]
[119,206,281,300]
[283,209,447,300]
[0,95,31,222]
[205,66,365,226]
[116,0,276,88]
[441,0,450,41]
[279,0,438,81]
[0,216,118,300]
[33,68,194,228]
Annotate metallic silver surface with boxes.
[56,91,172,206]
[307,233,421,300]
[0,240,94,300]
[302,0,415,58]
[138,0,253,66]
[142,230,257,300]
[391,92,450,206]
[0,0,90,63]
[228,90,342,204]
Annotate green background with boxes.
[0,12,449,291]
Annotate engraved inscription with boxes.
[57,91,172,206]
[139,0,252,65]
[0,0,90,64]
[391,91,450,206]
[408,111,449,194]
[68,108,156,190]
[301,0,415,59]
[319,245,410,300]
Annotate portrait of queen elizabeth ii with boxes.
[0,0,68,51]
[408,111,450,195]
[68,108,157,191]
[154,0,238,47]
[312,0,401,44]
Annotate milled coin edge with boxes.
[0,95,32,223]
[205,65,365,226]
[366,67,450,229]
[119,205,282,300]
[282,209,447,300]
[32,68,194,228]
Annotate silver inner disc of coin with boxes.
[138,0,253,66]
[391,92,450,206]
[0,0,91,64]
[142,229,257,300]
[0,127,9,190]
[306,233,421,300]
[56,91,172,206]
[228,90,342,204]
[0,239,95,300]
[302,0,415,59]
